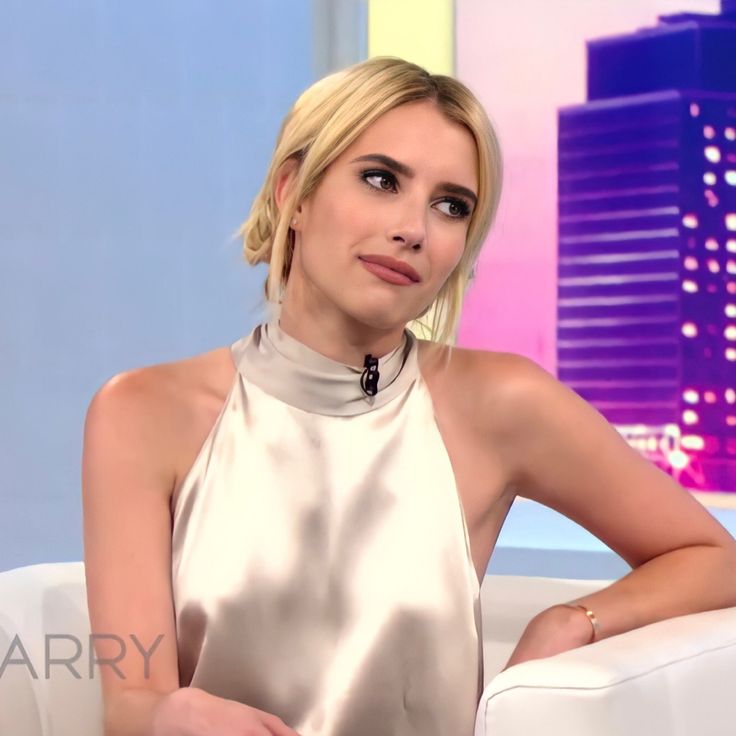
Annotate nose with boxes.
[388,202,426,251]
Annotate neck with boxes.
[277,300,407,369]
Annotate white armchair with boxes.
[478,575,736,736]
[0,562,103,736]
[1,562,735,736]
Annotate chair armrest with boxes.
[475,606,736,736]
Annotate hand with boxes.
[501,604,594,672]
[152,686,303,736]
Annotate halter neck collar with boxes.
[230,319,419,416]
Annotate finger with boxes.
[249,726,274,736]
[260,712,302,736]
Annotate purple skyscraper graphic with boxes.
[557,2,736,492]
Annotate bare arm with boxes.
[483,354,736,665]
[82,370,301,736]
[82,370,183,735]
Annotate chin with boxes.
[344,303,412,333]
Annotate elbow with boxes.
[723,545,736,607]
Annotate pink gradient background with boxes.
[455,0,721,373]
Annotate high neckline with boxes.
[230,319,419,416]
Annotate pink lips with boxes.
[359,255,421,284]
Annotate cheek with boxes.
[331,195,375,236]
[298,201,356,279]
[434,233,468,278]
[307,188,364,243]
[310,211,375,273]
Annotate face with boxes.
[282,100,479,332]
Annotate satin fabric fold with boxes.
[171,319,482,736]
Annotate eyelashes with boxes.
[359,169,472,220]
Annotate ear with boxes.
[273,156,301,214]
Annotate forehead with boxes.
[338,101,478,186]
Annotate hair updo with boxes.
[238,56,502,345]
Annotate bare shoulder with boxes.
[85,344,237,498]
[88,345,236,434]
[453,346,572,460]
[417,340,549,499]
[417,338,545,436]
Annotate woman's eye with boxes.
[436,199,472,219]
[362,170,397,192]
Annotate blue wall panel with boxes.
[0,0,314,570]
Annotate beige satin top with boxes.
[171,318,482,736]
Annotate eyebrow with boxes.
[349,153,478,207]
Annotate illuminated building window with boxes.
[668,450,689,469]
[727,239,736,253]
[683,389,699,404]
[726,171,736,186]
[704,125,716,139]
[728,347,736,361]
[705,190,719,207]
[726,388,736,404]
[729,282,736,295]
[727,214,736,231]
[725,325,736,340]
[705,238,719,251]
[683,409,699,425]
[726,126,736,140]
[727,416,736,427]
[727,260,736,275]
[683,280,698,293]
[726,304,736,318]
[684,256,698,270]
[705,145,722,163]
[704,172,717,185]
[683,214,699,229]
[704,391,717,403]
[690,103,700,117]
[682,322,698,337]
[707,259,720,273]
[682,435,705,450]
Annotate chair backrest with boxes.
[0,561,104,736]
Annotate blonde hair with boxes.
[238,56,503,346]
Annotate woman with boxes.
[82,57,736,736]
